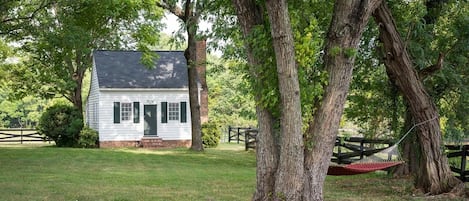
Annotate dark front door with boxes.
[144,105,157,136]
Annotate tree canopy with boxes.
[1,0,469,199]
[1,0,163,114]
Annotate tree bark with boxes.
[265,0,304,200]
[186,17,204,151]
[231,1,279,200]
[72,74,83,117]
[254,107,278,201]
[71,50,89,117]
[392,107,420,176]
[373,2,462,194]
[195,40,209,123]
[156,0,204,151]
[303,1,382,200]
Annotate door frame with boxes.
[143,104,158,136]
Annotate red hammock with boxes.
[327,161,404,176]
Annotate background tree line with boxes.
[1,0,469,200]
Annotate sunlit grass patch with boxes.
[0,143,467,201]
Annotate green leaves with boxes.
[207,57,256,127]
[1,0,164,114]
[344,0,469,140]
[0,90,48,128]
[292,16,327,120]
[243,25,281,116]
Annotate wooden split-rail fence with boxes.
[231,126,469,182]
[227,126,257,150]
[0,128,50,144]
[445,145,469,182]
[332,137,395,164]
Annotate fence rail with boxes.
[445,145,469,182]
[244,129,257,151]
[228,126,253,144]
[0,129,49,144]
[236,127,394,160]
[333,137,395,164]
[228,126,469,182]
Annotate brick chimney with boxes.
[196,40,208,123]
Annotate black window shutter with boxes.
[161,102,167,123]
[113,102,120,123]
[180,102,187,123]
[133,102,140,123]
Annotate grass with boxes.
[0,143,256,201]
[0,143,466,201]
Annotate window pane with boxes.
[121,103,132,121]
[168,102,179,121]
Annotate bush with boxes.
[37,104,83,147]
[78,126,99,148]
[201,122,221,148]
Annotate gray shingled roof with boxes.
[93,50,188,89]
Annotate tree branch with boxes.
[1,0,51,24]
[155,1,186,21]
[403,22,415,48]
[1,0,53,36]
[62,94,73,103]
[418,53,445,79]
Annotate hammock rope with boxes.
[328,116,438,176]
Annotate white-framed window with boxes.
[168,102,179,121]
[121,102,132,121]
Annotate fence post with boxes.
[461,145,467,181]
[228,126,231,143]
[387,142,392,161]
[245,131,248,151]
[337,137,342,164]
[237,127,240,144]
[360,139,364,160]
[20,129,23,144]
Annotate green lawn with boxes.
[0,143,465,201]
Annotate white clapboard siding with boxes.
[97,90,191,141]
[86,62,100,130]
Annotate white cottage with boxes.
[86,50,192,148]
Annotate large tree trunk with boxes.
[265,0,304,200]
[156,0,204,151]
[373,2,462,194]
[182,0,204,151]
[231,1,279,200]
[185,14,204,151]
[72,78,83,116]
[303,1,382,200]
[392,107,421,176]
[254,107,278,201]
[71,51,89,117]
[195,40,208,123]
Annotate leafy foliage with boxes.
[345,19,405,138]
[291,13,328,122]
[209,0,330,129]
[2,0,163,114]
[37,104,83,147]
[244,25,280,116]
[201,122,221,148]
[207,56,256,128]
[78,126,99,148]
[0,94,46,128]
[345,0,469,141]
